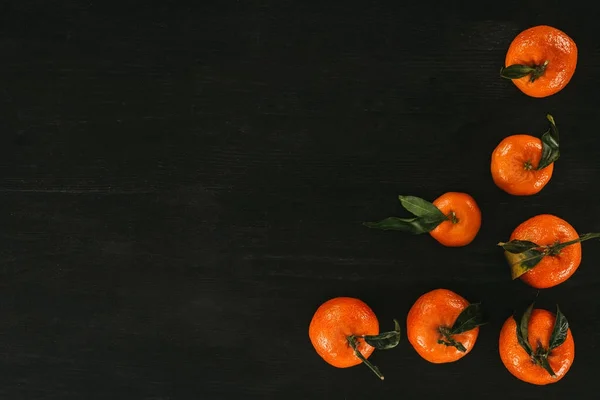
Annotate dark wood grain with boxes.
[1,1,600,399]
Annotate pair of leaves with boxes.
[364,196,448,234]
[348,319,401,381]
[438,303,486,353]
[514,303,569,377]
[500,61,549,83]
[500,233,600,279]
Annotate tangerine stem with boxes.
[347,335,384,381]
[447,211,459,224]
[437,327,467,352]
[549,232,600,255]
[530,60,549,82]
[534,342,556,377]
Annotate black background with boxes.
[1,1,599,399]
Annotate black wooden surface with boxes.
[1,1,600,399]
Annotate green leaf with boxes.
[500,64,536,79]
[500,61,549,83]
[398,196,446,219]
[451,303,486,334]
[498,240,540,254]
[363,319,402,350]
[549,306,569,350]
[499,239,551,279]
[537,114,560,170]
[364,194,450,235]
[520,250,546,269]
[538,354,556,377]
[504,248,546,280]
[363,215,446,235]
[514,303,534,357]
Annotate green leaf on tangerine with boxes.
[500,64,536,79]
[363,319,401,350]
[498,240,540,254]
[502,248,546,280]
[514,303,534,357]
[398,195,446,219]
[363,215,447,235]
[451,303,486,334]
[537,114,560,171]
[364,195,448,235]
[549,306,569,350]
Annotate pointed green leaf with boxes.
[520,251,546,269]
[498,240,540,254]
[505,248,546,279]
[514,303,534,356]
[451,303,486,334]
[537,114,560,170]
[398,196,446,219]
[500,64,536,79]
[549,306,569,350]
[364,319,401,350]
[501,61,548,82]
[364,194,449,235]
[363,214,446,235]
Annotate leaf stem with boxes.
[437,327,466,352]
[530,60,549,82]
[347,336,384,381]
[534,343,556,377]
[550,232,600,254]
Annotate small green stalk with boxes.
[347,336,385,380]
[346,319,402,381]
[437,327,467,352]
[448,211,459,224]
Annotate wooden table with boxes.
[1,1,598,398]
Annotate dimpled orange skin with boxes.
[429,192,481,247]
[499,309,575,385]
[510,214,581,289]
[491,135,554,196]
[406,289,479,364]
[309,297,379,368]
[505,25,577,98]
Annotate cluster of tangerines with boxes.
[309,26,588,386]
